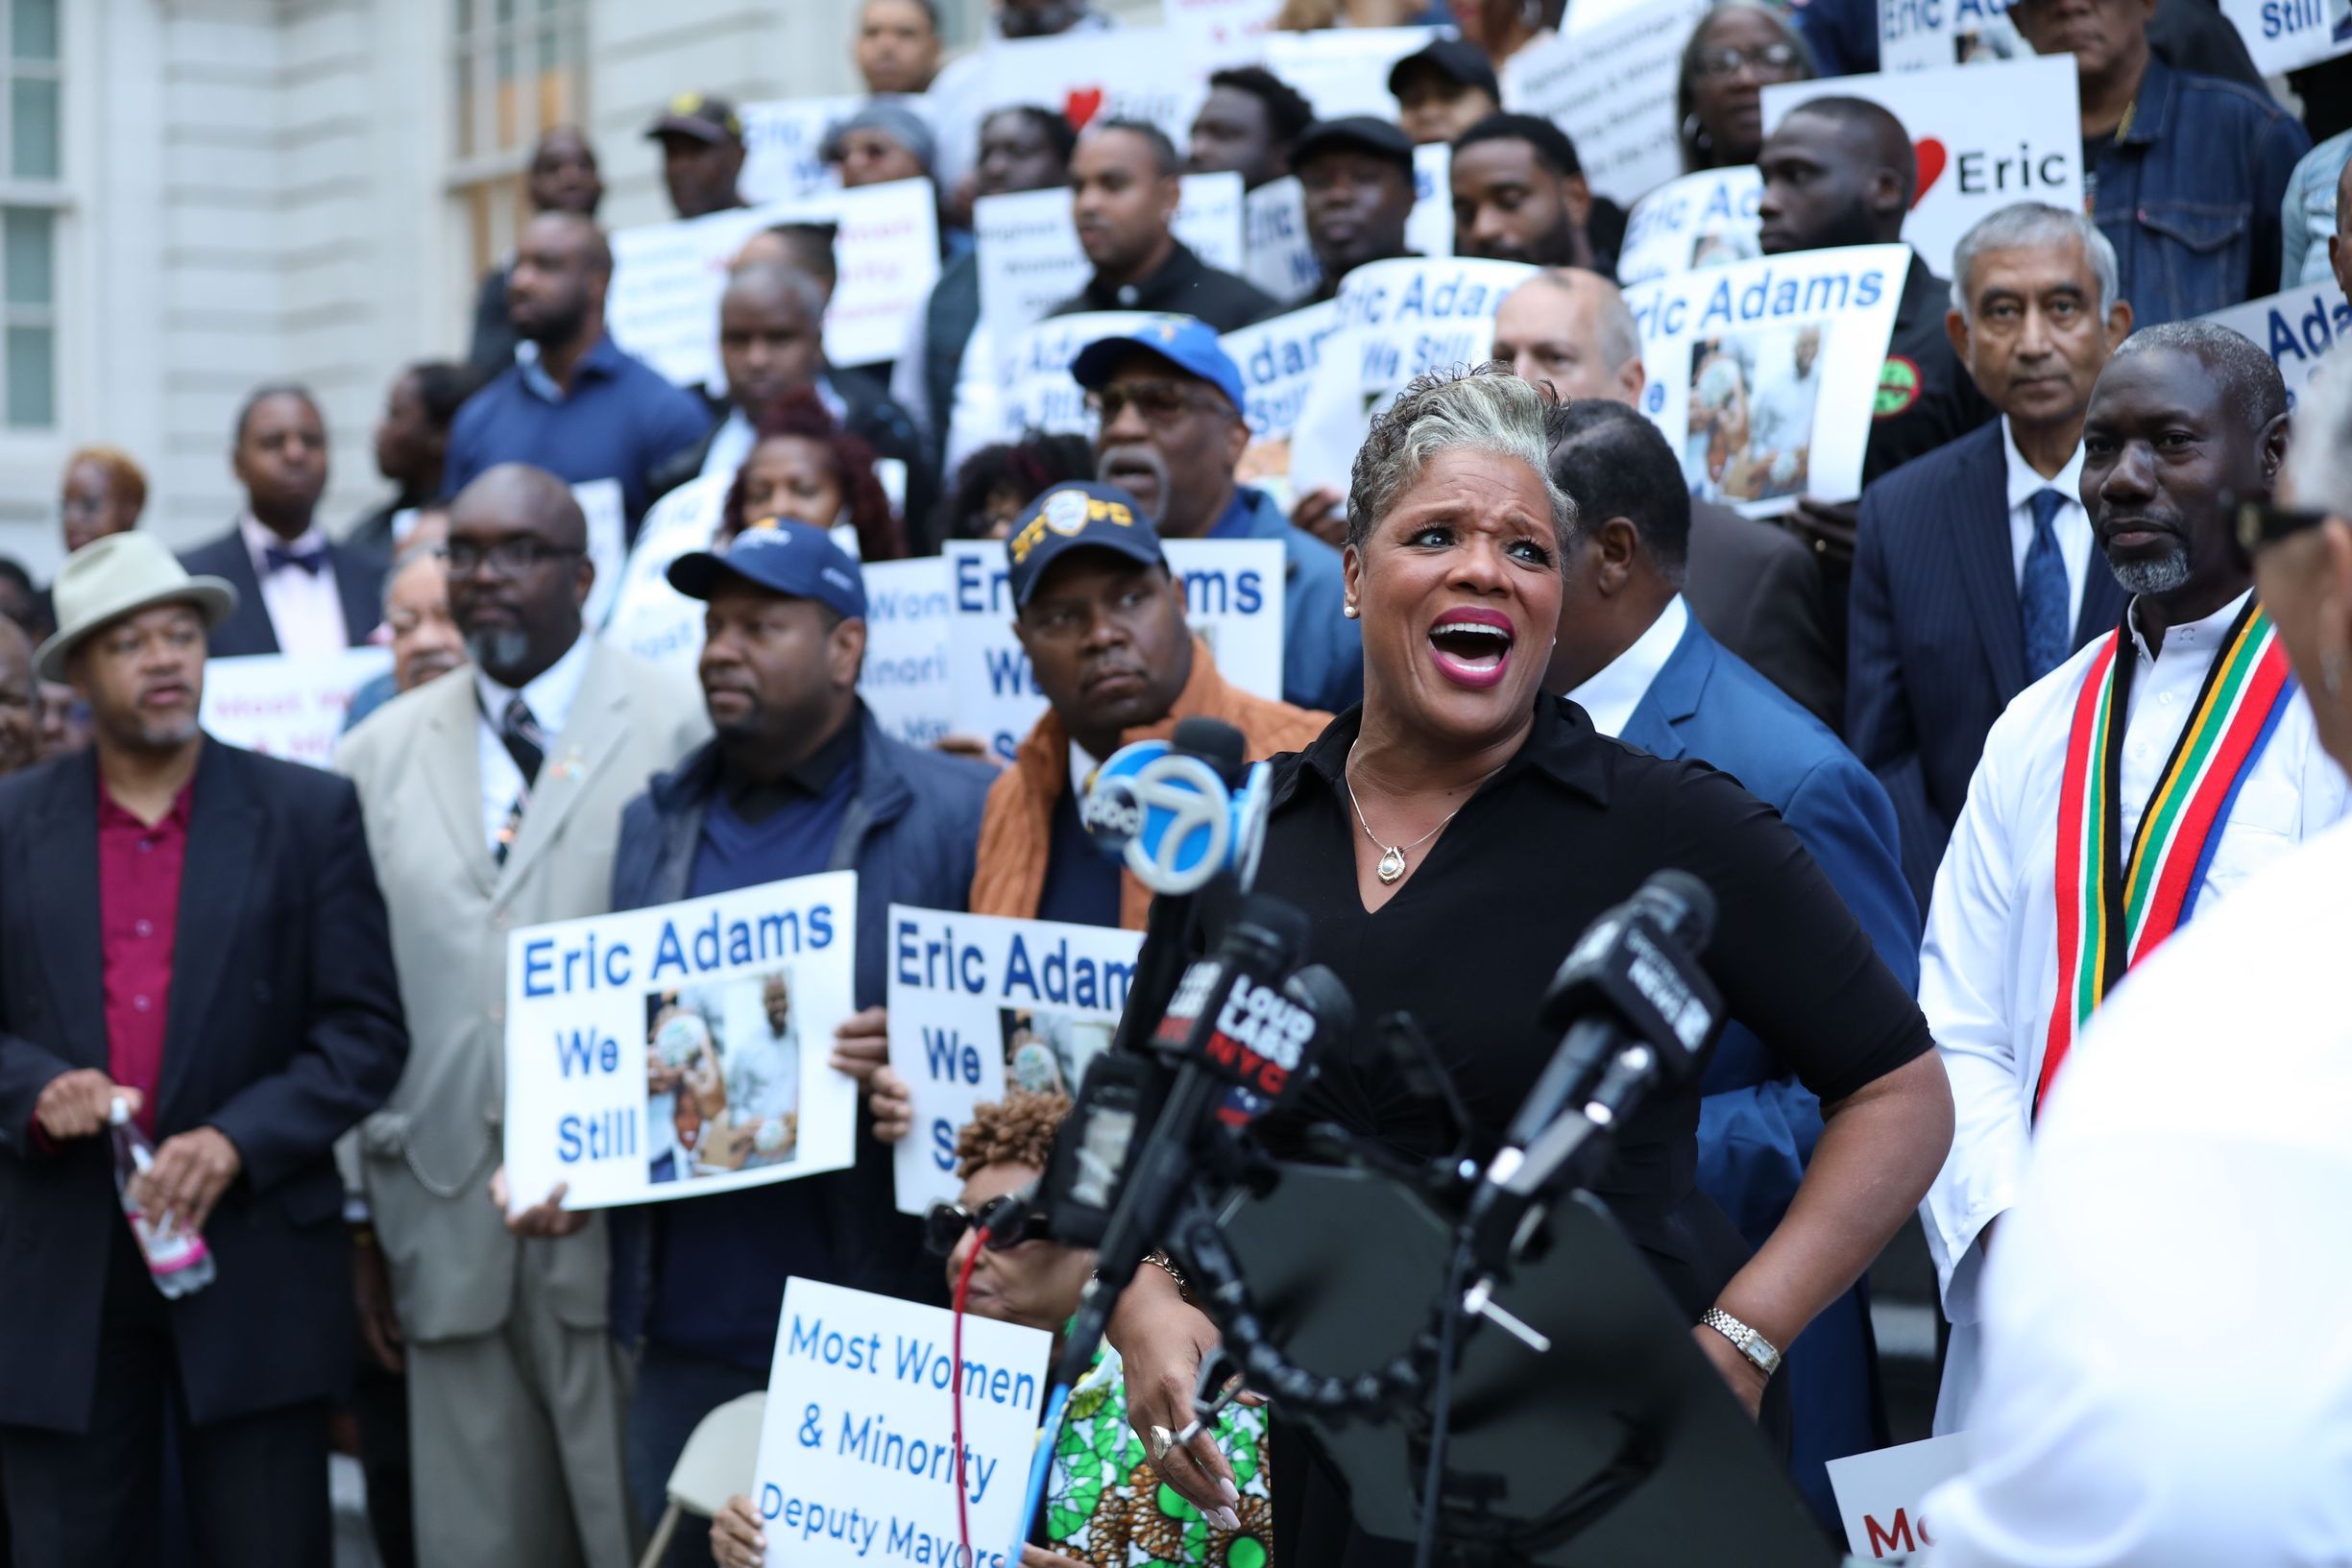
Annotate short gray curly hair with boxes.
[1343,364,1575,553]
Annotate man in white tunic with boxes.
[1919,322,2349,1432]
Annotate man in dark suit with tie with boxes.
[0,533,406,1566]
[1849,203,2137,909]
[179,383,388,658]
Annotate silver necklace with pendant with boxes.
[1344,741,1470,885]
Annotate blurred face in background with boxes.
[233,392,330,528]
[719,272,826,425]
[857,0,942,93]
[61,459,142,557]
[1188,84,1287,191]
[977,110,1068,198]
[1393,65,1497,146]
[738,436,846,534]
[527,127,604,216]
[833,127,927,188]
[1685,9,1808,167]
[1070,129,1180,277]
[998,0,1085,37]
[0,621,35,775]
[38,680,88,760]
[386,550,464,694]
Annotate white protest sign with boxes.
[200,645,392,768]
[858,557,955,748]
[1164,0,1284,64]
[885,905,1144,1214]
[1827,1432,1971,1558]
[982,309,1163,445]
[1264,27,1442,120]
[575,477,626,633]
[1222,300,1344,499]
[603,473,727,669]
[1617,166,1763,286]
[975,173,1248,335]
[1244,178,1321,306]
[1501,0,1711,207]
[1287,255,1536,498]
[1409,142,1454,261]
[1761,57,2081,281]
[982,27,1213,148]
[2203,280,2352,412]
[751,1278,1050,1568]
[944,537,1287,765]
[608,181,939,384]
[501,873,860,1211]
[1625,242,1909,516]
[739,95,861,204]
[2223,0,2352,74]
[1879,0,2029,71]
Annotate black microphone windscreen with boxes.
[1227,890,1311,970]
[1282,964,1355,1041]
[1638,869,1717,953]
[1171,716,1247,780]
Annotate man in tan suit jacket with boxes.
[339,466,707,1568]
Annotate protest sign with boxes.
[576,477,625,634]
[607,181,939,383]
[1878,0,2029,71]
[1286,255,1537,498]
[1408,142,1454,262]
[1165,0,1283,64]
[1624,243,1909,517]
[738,95,861,204]
[942,537,1286,764]
[980,308,1162,446]
[1827,1432,1971,1557]
[2220,0,2352,74]
[885,905,1144,1214]
[1264,27,1442,120]
[1222,300,1344,499]
[982,27,1212,148]
[602,473,727,669]
[1761,58,2081,281]
[750,1278,1051,1568]
[501,872,860,1212]
[859,557,955,748]
[1501,0,1711,207]
[199,645,391,768]
[974,174,1247,335]
[1244,178,1321,306]
[2203,280,2352,411]
[1617,166,1763,286]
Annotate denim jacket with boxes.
[2281,129,2352,290]
[2089,56,2311,327]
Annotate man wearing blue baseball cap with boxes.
[1073,317,1364,714]
[574,519,992,1561]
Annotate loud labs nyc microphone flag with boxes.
[885,905,1145,1216]
[501,873,860,1213]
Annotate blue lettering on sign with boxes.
[786,1314,885,1373]
[643,902,838,981]
[931,1116,958,1171]
[554,1028,619,1078]
[556,1108,637,1163]
[922,1027,981,1084]
[982,645,1036,697]
[2260,0,2322,34]
[1696,266,1887,330]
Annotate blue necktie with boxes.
[263,543,327,576]
[2021,488,2072,681]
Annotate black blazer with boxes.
[0,741,407,1433]
[1847,421,2129,910]
[1682,498,1842,731]
[179,527,389,658]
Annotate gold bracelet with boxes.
[1144,1249,1189,1299]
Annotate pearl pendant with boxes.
[1377,846,1407,883]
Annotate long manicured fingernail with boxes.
[1211,1507,1243,1532]
[1219,1478,1240,1506]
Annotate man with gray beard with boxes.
[1915,321,2352,1433]
[336,463,705,1568]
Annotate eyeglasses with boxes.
[2230,488,2335,568]
[921,1192,1047,1257]
[439,540,585,578]
[1087,380,1226,426]
[1693,41,1804,79]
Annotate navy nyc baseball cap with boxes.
[1069,316,1246,413]
[668,519,867,622]
[1006,482,1166,608]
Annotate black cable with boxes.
[1414,1235,1473,1568]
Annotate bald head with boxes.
[1491,269,1647,405]
[454,462,588,549]
[1758,95,1915,253]
[2108,321,2289,435]
[446,463,592,688]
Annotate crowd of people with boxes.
[0,0,2348,1565]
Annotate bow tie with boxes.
[263,544,327,576]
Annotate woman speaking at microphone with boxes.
[1108,365,1953,1559]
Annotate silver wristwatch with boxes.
[1700,1308,1782,1377]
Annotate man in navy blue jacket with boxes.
[1544,400,1917,1533]
[586,522,988,1568]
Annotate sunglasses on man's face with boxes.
[2230,489,2335,569]
[922,1190,1048,1256]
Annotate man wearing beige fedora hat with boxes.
[0,531,408,1568]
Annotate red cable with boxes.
[953,1239,982,1568]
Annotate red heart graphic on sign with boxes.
[1065,86,1104,130]
[1913,137,1948,206]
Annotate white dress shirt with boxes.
[1564,595,1689,740]
[2000,417,2095,630]
[473,633,594,856]
[1922,816,2352,1567]
[239,513,352,660]
[1918,588,2350,1430]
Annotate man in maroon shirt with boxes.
[0,533,406,1568]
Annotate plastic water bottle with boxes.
[109,1098,215,1299]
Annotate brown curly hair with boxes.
[953,1089,1071,1179]
[721,385,905,561]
